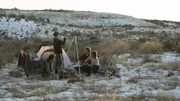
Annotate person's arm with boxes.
[84,56,91,63]
[83,57,92,66]
[62,37,66,45]
[55,37,66,45]
[79,53,85,62]
[83,59,91,66]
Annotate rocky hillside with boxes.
[1,9,180,39]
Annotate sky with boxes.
[0,0,180,21]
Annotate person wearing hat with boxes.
[53,32,66,74]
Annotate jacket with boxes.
[53,37,66,54]
[79,53,91,64]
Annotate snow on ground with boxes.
[0,17,36,38]
[164,22,178,26]
[4,10,156,27]
[1,9,180,39]
[0,53,180,101]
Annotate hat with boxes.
[53,32,60,37]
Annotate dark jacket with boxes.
[53,37,66,54]
[79,53,91,64]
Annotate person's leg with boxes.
[92,66,96,74]
[85,65,91,76]
[60,54,63,67]
[93,65,99,74]
[55,54,61,74]
[59,54,63,71]
[95,65,99,74]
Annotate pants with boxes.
[92,65,99,74]
[75,65,92,76]
[55,53,63,73]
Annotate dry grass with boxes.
[0,37,42,67]
[167,62,180,71]
[128,40,140,52]
[8,84,50,97]
[88,96,126,101]
[139,41,163,54]
[163,39,174,51]
[158,61,180,71]
[94,37,130,55]
[91,37,130,67]
[7,83,70,98]
[142,55,160,63]
[176,43,180,53]
[129,94,179,101]
[165,77,180,90]
[8,71,22,77]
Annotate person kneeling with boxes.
[75,47,92,76]
[85,51,100,75]
[91,51,100,74]
[82,51,100,76]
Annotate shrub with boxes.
[139,41,163,54]
[8,14,17,18]
[9,71,22,78]
[138,37,149,43]
[167,61,180,71]
[39,17,45,22]
[128,40,140,52]
[46,18,50,23]
[52,27,59,32]
[94,37,130,55]
[176,42,180,53]
[0,54,4,68]
[90,37,130,67]
[0,13,6,17]
[14,17,21,22]
[163,39,174,51]
[142,55,160,63]
[18,14,26,19]
[27,15,39,22]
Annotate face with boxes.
[92,53,96,58]
[85,49,89,54]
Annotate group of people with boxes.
[76,47,100,76]
[53,32,100,76]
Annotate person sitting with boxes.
[79,47,91,64]
[90,51,100,74]
[75,47,92,76]
[84,51,100,75]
